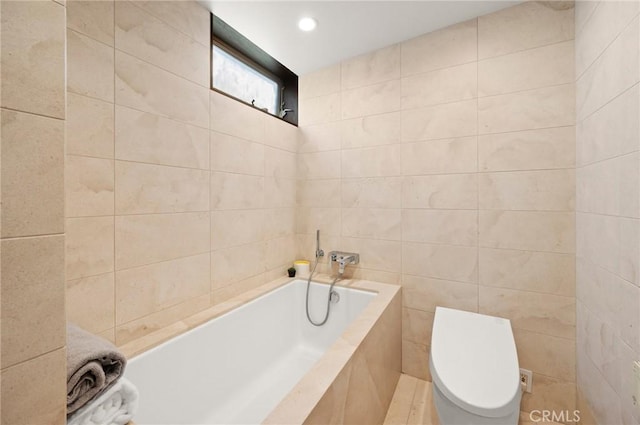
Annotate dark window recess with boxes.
[211,14,298,126]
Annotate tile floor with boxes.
[383,374,563,425]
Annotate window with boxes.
[212,45,279,115]
[211,14,298,126]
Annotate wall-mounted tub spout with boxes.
[329,251,360,275]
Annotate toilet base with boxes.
[432,381,520,425]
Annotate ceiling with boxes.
[199,1,521,76]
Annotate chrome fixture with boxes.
[315,229,324,258]
[305,229,339,327]
[278,108,293,118]
[329,251,360,274]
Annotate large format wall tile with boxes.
[115,1,209,86]
[575,0,640,78]
[211,210,265,251]
[211,242,267,289]
[298,93,341,126]
[479,286,576,339]
[115,106,209,169]
[297,179,341,208]
[401,62,477,109]
[337,237,401,274]
[1,110,64,238]
[210,91,266,142]
[478,126,575,171]
[341,208,401,241]
[210,172,265,210]
[342,177,402,209]
[400,274,477,313]
[479,169,575,211]
[298,151,341,180]
[577,84,639,167]
[478,84,575,134]
[576,15,639,121]
[1,236,65,369]
[401,137,477,175]
[67,0,115,46]
[115,294,210,345]
[480,211,575,253]
[211,132,265,176]
[402,174,477,210]
[66,272,115,334]
[1,0,65,118]
[402,242,478,283]
[342,145,401,178]
[478,40,574,96]
[402,99,477,142]
[479,248,575,297]
[67,29,114,102]
[115,161,209,214]
[264,177,296,209]
[514,329,576,382]
[116,51,209,128]
[478,1,574,59]
[1,348,66,425]
[66,155,115,217]
[297,207,341,237]
[265,147,296,179]
[401,19,477,76]
[341,80,400,120]
[66,217,115,280]
[116,253,210,324]
[130,0,210,46]
[67,93,115,159]
[299,122,341,153]
[402,209,477,246]
[299,64,341,100]
[341,112,401,149]
[264,116,298,153]
[115,212,209,270]
[342,44,400,90]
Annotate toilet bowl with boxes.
[429,307,522,425]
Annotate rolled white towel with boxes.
[67,378,139,425]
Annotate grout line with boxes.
[576,147,640,169]
[0,345,66,373]
[476,18,480,315]
[576,81,639,125]
[0,233,65,242]
[0,106,65,122]
[124,0,210,50]
[112,0,118,333]
[574,1,601,38]
[574,10,640,82]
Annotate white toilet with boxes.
[429,307,522,425]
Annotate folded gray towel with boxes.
[66,323,127,415]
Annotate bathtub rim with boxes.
[118,274,400,424]
[263,277,400,424]
[119,274,396,361]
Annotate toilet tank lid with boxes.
[430,307,521,418]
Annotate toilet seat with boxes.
[430,307,521,418]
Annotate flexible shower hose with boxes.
[305,254,340,326]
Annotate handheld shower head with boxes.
[315,229,324,258]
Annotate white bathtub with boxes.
[125,279,381,425]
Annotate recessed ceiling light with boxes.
[298,17,317,32]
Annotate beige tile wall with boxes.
[297,1,577,414]
[575,2,640,424]
[0,1,67,423]
[65,0,297,346]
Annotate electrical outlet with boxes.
[520,368,533,393]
